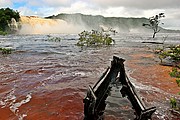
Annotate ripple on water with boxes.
[0,87,32,120]
[0,33,180,119]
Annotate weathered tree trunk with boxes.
[153,32,156,38]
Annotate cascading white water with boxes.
[9,18,18,32]
[19,16,86,34]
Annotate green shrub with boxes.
[170,97,177,109]
[48,36,61,42]
[0,48,12,54]
[0,31,7,36]
[77,30,114,47]
[176,79,180,87]
[159,45,180,62]
[169,68,180,78]
[170,97,180,111]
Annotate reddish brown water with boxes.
[0,33,180,120]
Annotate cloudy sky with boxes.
[1,0,180,30]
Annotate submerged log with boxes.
[142,41,164,44]
[83,56,156,120]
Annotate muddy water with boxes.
[0,33,180,120]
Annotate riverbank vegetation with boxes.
[77,30,114,47]
[47,35,61,42]
[153,42,180,113]
[0,47,12,54]
[170,67,180,100]
[0,8,20,35]
[156,45,180,67]
[158,45,180,113]
[170,68,180,78]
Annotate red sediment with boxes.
[19,89,84,120]
[128,52,180,95]
[0,107,15,120]
[0,83,84,120]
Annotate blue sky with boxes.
[13,2,26,8]
[1,0,180,30]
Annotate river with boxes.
[0,33,180,120]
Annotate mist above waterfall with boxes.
[18,14,179,34]
[19,16,87,34]
[46,13,156,33]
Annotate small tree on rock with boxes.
[143,13,165,38]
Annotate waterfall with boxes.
[19,16,86,34]
[9,18,18,32]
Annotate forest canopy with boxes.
[0,8,20,34]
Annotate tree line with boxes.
[0,8,20,34]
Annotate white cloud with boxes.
[26,1,42,7]
[9,0,180,29]
[12,0,180,18]
[13,0,74,8]
[58,1,96,14]
[0,0,12,8]
[18,7,38,16]
[91,0,180,9]
[42,0,72,7]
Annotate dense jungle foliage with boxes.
[0,8,20,34]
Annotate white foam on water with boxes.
[0,89,16,108]
[0,89,32,120]
[9,93,32,120]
